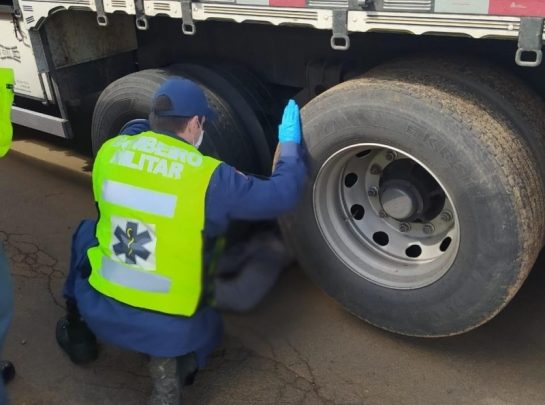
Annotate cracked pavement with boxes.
[3,141,545,404]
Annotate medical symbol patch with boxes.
[111,217,156,270]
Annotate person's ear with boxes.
[189,115,200,131]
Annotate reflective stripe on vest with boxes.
[0,68,14,158]
[87,131,221,316]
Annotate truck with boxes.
[2,0,545,337]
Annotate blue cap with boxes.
[152,77,215,119]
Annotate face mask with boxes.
[193,118,205,149]
[194,129,204,149]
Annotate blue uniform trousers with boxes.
[63,220,222,367]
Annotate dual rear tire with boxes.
[282,57,545,336]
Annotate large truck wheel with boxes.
[282,69,545,336]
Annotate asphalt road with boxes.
[2,136,545,404]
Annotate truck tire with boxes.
[281,69,545,336]
[170,63,273,174]
[91,68,265,174]
[214,63,278,151]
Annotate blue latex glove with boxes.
[278,100,301,144]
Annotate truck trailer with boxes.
[2,0,545,337]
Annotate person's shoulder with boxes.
[120,119,151,136]
[207,161,232,180]
[206,162,251,192]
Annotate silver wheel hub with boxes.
[313,144,460,290]
[380,185,417,220]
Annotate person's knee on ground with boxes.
[148,353,198,405]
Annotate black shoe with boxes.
[177,352,198,386]
[0,361,15,384]
[56,316,98,365]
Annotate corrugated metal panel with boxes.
[383,0,431,12]
[153,1,170,11]
[308,0,348,8]
[23,0,91,4]
[202,4,317,18]
[349,11,528,39]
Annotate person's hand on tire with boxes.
[278,100,301,144]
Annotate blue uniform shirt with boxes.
[67,120,307,366]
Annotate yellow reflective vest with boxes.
[88,131,221,316]
[0,68,14,158]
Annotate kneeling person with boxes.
[56,78,306,404]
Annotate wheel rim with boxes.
[314,144,460,289]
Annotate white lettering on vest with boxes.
[141,155,159,172]
[110,150,138,169]
[112,151,185,180]
[133,136,157,154]
[188,153,203,167]
[109,135,205,179]
[168,162,183,179]
[153,158,168,176]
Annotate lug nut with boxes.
[370,165,382,175]
[423,223,435,235]
[368,186,379,197]
[379,210,388,218]
[385,150,397,162]
[440,211,453,222]
[399,223,411,233]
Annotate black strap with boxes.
[516,17,544,67]
[135,0,149,30]
[95,0,108,26]
[181,0,196,35]
[331,9,350,51]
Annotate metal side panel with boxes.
[347,11,537,40]
[0,13,52,101]
[44,12,137,68]
[142,0,332,28]
[17,0,95,30]
[11,106,69,137]
[195,3,332,27]
[105,0,136,13]
[14,0,545,40]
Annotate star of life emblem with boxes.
[110,217,157,271]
